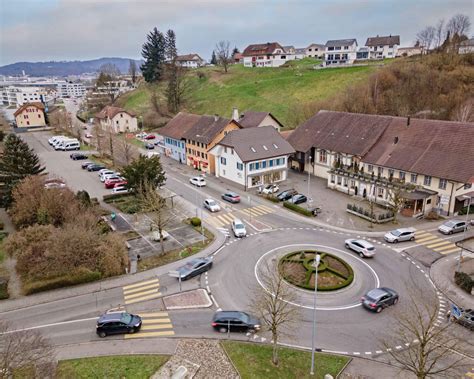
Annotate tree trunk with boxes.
[272,331,278,365]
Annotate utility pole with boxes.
[457,195,471,272]
[310,254,321,376]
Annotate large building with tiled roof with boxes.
[288,110,474,216]
[14,102,46,128]
[365,34,400,59]
[242,42,293,67]
[95,105,137,133]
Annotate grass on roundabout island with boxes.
[221,341,350,379]
[56,355,169,378]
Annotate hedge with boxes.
[23,269,102,295]
[454,271,473,294]
[283,201,313,217]
[190,217,201,227]
[103,193,133,203]
[0,278,8,300]
[263,195,280,203]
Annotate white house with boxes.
[232,108,284,132]
[210,126,295,189]
[95,105,138,133]
[459,38,474,54]
[305,43,325,58]
[324,39,358,66]
[176,54,205,68]
[242,42,295,68]
[365,35,400,59]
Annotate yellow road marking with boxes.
[124,288,159,300]
[138,312,169,317]
[426,240,452,248]
[434,246,460,254]
[248,208,266,216]
[415,232,431,237]
[416,236,438,243]
[123,279,158,290]
[206,217,222,228]
[124,292,162,305]
[142,318,172,324]
[257,205,274,212]
[140,324,173,331]
[220,213,235,223]
[123,283,160,295]
[124,330,175,339]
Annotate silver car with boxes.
[384,228,415,243]
[232,218,247,238]
[345,239,376,258]
[204,199,221,212]
[438,220,467,235]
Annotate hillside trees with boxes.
[129,59,137,84]
[121,154,166,194]
[141,27,167,83]
[215,40,231,73]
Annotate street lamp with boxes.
[307,154,312,209]
[310,253,321,376]
[456,195,472,272]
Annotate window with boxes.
[231,148,234,155]
[343,178,348,187]
[367,164,373,173]
[237,162,243,171]
[337,176,342,185]
[220,157,226,165]
[377,188,384,198]
[439,178,447,190]
[344,46,349,50]
[350,180,355,189]
[273,143,278,149]
[262,161,267,168]
[255,162,260,170]
[424,176,432,186]
[250,147,256,153]
[377,167,383,176]
[388,169,394,178]
[224,147,227,153]
[328,46,334,51]
[330,174,335,184]
[399,171,405,180]
[269,160,274,167]
[319,150,327,163]
[465,183,472,190]
[249,163,254,171]
[263,145,268,151]
[411,174,418,183]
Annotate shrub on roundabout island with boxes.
[279,250,354,291]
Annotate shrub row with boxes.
[23,269,101,295]
[0,278,8,300]
[347,204,393,220]
[263,195,280,203]
[103,193,133,203]
[283,201,313,217]
[454,271,473,294]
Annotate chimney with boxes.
[407,116,411,127]
[232,107,239,121]
[214,114,219,121]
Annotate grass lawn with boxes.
[221,341,350,379]
[56,355,169,379]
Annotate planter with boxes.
[346,208,394,224]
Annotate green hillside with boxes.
[117,59,382,129]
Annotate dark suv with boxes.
[96,312,142,337]
[361,287,399,313]
[276,189,297,201]
[211,311,260,333]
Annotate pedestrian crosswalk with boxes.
[206,204,274,228]
[122,278,161,305]
[124,311,175,339]
[415,231,461,255]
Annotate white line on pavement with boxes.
[0,317,98,334]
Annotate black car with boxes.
[87,164,106,172]
[361,287,399,313]
[169,257,213,281]
[145,143,155,150]
[276,189,297,201]
[211,311,261,333]
[221,191,241,203]
[96,312,142,337]
[81,161,94,169]
[288,194,307,205]
[70,152,88,160]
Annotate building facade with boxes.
[95,106,138,133]
[305,43,325,58]
[0,86,48,106]
[176,54,205,68]
[57,81,86,98]
[365,35,400,59]
[242,42,295,68]
[14,102,46,128]
[459,38,474,54]
[324,39,358,65]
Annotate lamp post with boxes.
[307,154,312,209]
[456,195,472,272]
[310,254,321,376]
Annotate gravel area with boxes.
[164,289,212,309]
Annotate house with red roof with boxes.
[242,42,293,67]
[14,102,46,128]
[95,106,138,133]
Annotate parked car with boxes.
[221,191,240,203]
[144,134,156,140]
[101,173,121,183]
[151,230,170,241]
[438,220,468,235]
[136,132,148,139]
[204,199,221,212]
[190,176,206,187]
[81,161,94,169]
[345,239,376,258]
[87,164,105,172]
[260,184,279,195]
[44,179,66,189]
[105,178,127,189]
[211,311,260,333]
[145,143,155,150]
[49,135,65,145]
[98,169,115,179]
[59,140,81,151]
[361,287,399,313]
[232,218,247,238]
[288,194,307,205]
[96,312,142,338]
[276,189,298,201]
[70,152,88,160]
[112,185,129,194]
[384,228,415,243]
[169,257,213,281]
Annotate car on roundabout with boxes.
[221,191,240,203]
[438,220,468,235]
[231,218,247,238]
[169,257,213,281]
[96,312,142,337]
[211,311,260,333]
[383,228,415,243]
[190,176,206,187]
[203,199,221,212]
[361,287,399,313]
[345,239,376,258]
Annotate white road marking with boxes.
[0,317,98,334]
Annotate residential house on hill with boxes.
[287,110,474,217]
[396,46,423,57]
[95,105,138,133]
[459,38,474,54]
[305,43,325,58]
[324,39,358,65]
[14,102,46,128]
[365,35,400,59]
[242,42,292,67]
[283,46,296,55]
[233,108,283,131]
[210,126,295,189]
[184,116,242,174]
[295,48,306,59]
[176,54,205,68]
[158,112,202,163]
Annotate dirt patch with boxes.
[317,271,345,287]
[324,255,350,277]
[281,261,307,286]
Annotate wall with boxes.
[15,106,46,127]
[164,137,186,163]
[111,112,138,133]
[214,145,246,186]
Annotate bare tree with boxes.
[91,122,105,156]
[116,136,138,166]
[138,181,172,255]
[0,321,56,377]
[446,14,471,38]
[381,294,468,379]
[129,60,138,84]
[454,99,473,122]
[417,26,436,52]
[434,19,445,49]
[215,40,231,73]
[250,261,300,366]
[387,186,405,224]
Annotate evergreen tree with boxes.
[210,50,217,65]
[121,155,166,195]
[0,134,45,207]
[140,27,166,83]
[165,29,178,61]
[232,47,240,56]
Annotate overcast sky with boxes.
[0,0,472,66]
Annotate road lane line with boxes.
[123,279,159,290]
[0,317,98,334]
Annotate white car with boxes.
[345,239,376,258]
[111,186,129,194]
[190,176,206,187]
[384,228,416,243]
[99,170,115,180]
[232,218,247,238]
[151,230,170,241]
[136,132,148,139]
[101,173,121,183]
[260,184,279,195]
[204,199,221,212]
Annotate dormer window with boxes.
[263,145,268,151]
[250,147,256,153]
[273,144,278,149]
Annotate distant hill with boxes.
[0,57,143,77]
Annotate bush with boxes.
[0,277,8,299]
[459,206,474,215]
[264,195,279,203]
[454,271,473,294]
[0,222,4,230]
[103,193,133,203]
[23,268,101,295]
[283,202,313,217]
[190,217,201,227]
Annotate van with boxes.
[53,137,72,149]
[61,141,80,151]
[49,135,65,145]
[55,138,78,150]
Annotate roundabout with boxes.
[207,226,441,355]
